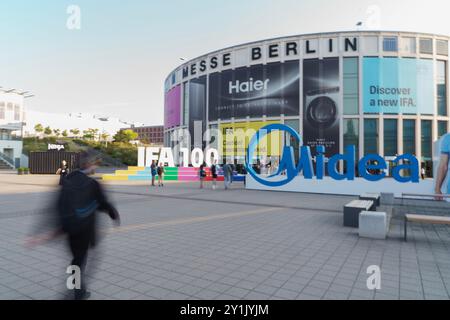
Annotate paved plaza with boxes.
[0,171,449,300]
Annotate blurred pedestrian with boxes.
[26,151,120,300]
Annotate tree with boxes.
[53,129,61,137]
[113,129,138,143]
[62,130,68,137]
[70,128,80,137]
[44,126,52,136]
[34,124,44,134]
[83,129,94,141]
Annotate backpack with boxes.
[157,167,162,175]
[58,174,98,235]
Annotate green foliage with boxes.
[34,124,44,133]
[70,128,80,136]
[113,129,138,143]
[62,130,68,137]
[44,126,52,136]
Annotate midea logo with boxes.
[229,78,270,94]
[245,124,420,188]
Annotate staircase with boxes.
[0,158,14,170]
[0,152,15,170]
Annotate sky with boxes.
[1,0,449,125]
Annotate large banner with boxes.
[208,61,300,121]
[219,121,282,158]
[303,58,340,157]
[164,85,181,129]
[363,58,434,114]
[189,76,207,149]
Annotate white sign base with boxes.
[246,176,434,197]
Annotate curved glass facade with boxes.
[164,31,450,175]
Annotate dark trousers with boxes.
[68,230,92,299]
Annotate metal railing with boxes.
[0,151,15,168]
[398,193,450,217]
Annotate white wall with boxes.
[246,175,435,197]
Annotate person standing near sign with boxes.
[157,163,165,187]
[56,160,69,186]
[435,133,450,199]
[211,160,218,190]
[223,162,232,190]
[150,161,157,187]
[199,164,206,189]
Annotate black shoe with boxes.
[74,289,91,300]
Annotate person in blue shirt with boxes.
[435,133,450,198]
[150,161,157,187]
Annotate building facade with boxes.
[125,125,164,146]
[0,90,26,169]
[164,31,449,176]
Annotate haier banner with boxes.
[208,61,300,121]
[303,58,340,157]
[363,58,434,115]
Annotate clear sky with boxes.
[1,0,449,125]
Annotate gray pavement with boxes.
[0,171,449,300]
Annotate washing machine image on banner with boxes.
[303,58,340,157]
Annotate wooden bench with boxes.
[344,200,374,228]
[404,214,450,242]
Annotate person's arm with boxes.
[56,168,61,175]
[435,154,449,197]
[95,181,121,224]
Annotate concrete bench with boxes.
[404,214,450,242]
[359,211,387,240]
[344,200,374,228]
[359,193,380,207]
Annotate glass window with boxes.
[437,61,447,116]
[419,38,433,54]
[343,58,359,115]
[285,119,300,162]
[384,119,398,156]
[0,102,5,119]
[344,119,359,158]
[14,105,20,121]
[364,119,379,155]
[400,37,416,54]
[421,120,432,160]
[182,82,189,126]
[403,119,416,155]
[7,102,13,111]
[438,121,448,139]
[383,37,398,52]
[436,40,449,56]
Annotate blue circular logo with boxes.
[245,124,301,187]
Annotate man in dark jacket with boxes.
[26,151,120,300]
[61,151,120,300]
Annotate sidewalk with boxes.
[0,174,449,300]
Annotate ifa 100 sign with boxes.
[244,124,433,196]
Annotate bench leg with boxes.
[404,216,407,242]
